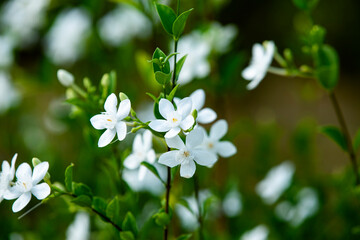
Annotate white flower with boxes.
[222,188,242,217]
[4,162,50,212]
[159,128,217,178]
[57,69,74,87]
[0,71,20,114]
[123,130,156,181]
[198,120,237,165]
[149,98,194,139]
[174,89,216,124]
[242,41,275,90]
[66,212,90,240]
[240,225,269,240]
[0,35,15,68]
[255,161,295,205]
[0,154,17,202]
[204,22,237,54]
[90,93,131,148]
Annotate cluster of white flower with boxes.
[0,154,51,212]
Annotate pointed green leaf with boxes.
[319,125,348,152]
[146,92,158,103]
[172,9,194,40]
[73,182,93,197]
[175,55,187,81]
[176,234,193,240]
[155,3,177,35]
[141,162,166,186]
[120,231,135,240]
[122,212,138,236]
[71,195,92,207]
[64,163,74,192]
[152,48,167,73]
[106,196,122,226]
[92,197,108,216]
[167,84,180,102]
[314,45,339,91]
[155,71,172,85]
[153,211,170,227]
[353,128,360,152]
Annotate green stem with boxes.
[164,163,171,240]
[71,83,87,98]
[172,40,179,88]
[194,176,204,240]
[329,92,360,185]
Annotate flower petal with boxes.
[164,127,181,138]
[31,183,51,200]
[165,135,185,150]
[12,192,31,213]
[146,149,156,164]
[132,133,143,153]
[242,65,257,80]
[104,93,117,115]
[116,121,127,141]
[197,108,217,124]
[138,165,147,181]
[10,153,18,177]
[32,162,49,185]
[180,160,196,178]
[186,128,204,149]
[3,188,22,200]
[180,115,194,130]
[90,114,108,130]
[173,97,180,106]
[117,99,131,120]
[190,89,205,111]
[143,130,153,151]
[158,151,179,168]
[246,72,266,90]
[192,149,217,167]
[1,161,10,174]
[210,119,228,140]
[16,163,32,181]
[253,43,265,61]
[177,97,192,119]
[123,154,141,169]
[149,120,171,132]
[159,99,175,119]
[216,141,237,158]
[98,129,116,147]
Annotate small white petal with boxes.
[158,151,179,167]
[165,135,185,150]
[253,43,265,60]
[57,69,74,87]
[149,120,171,132]
[32,162,49,185]
[186,128,204,148]
[132,134,143,153]
[123,154,141,169]
[216,141,237,158]
[143,130,153,151]
[138,165,147,181]
[173,97,180,106]
[31,183,51,200]
[242,65,257,80]
[117,99,131,120]
[246,72,266,90]
[116,121,127,141]
[159,99,175,119]
[12,192,32,213]
[210,119,228,140]
[146,149,156,164]
[3,188,22,200]
[90,114,108,130]
[10,153,18,177]
[190,89,205,111]
[16,163,32,181]
[164,127,181,138]
[1,161,10,174]
[177,97,192,119]
[197,108,217,124]
[98,129,116,147]
[180,160,196,178]
[104,93,118,115]
[192,149,217,167]
[180,115,194,130]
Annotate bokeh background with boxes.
[1,0,360,239]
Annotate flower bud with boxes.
[32,157,41,167]
[119,92,129,101]
[57,69,74,87]
[66,88,77,99]
[100,73,110,88]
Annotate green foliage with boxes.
[319,125,348,152]
[154,71,172,85]
[122,212,138,236]
[292,0,319,11]
[106,196,122,227]
[72,182,93,197]
[166,84,180,102]
[353,128,360,152]
[176,234,193,240]
[172,9,194,40]
[120,231,135,240]
[141,162,166,185]
[175,55,187,81]
[71,195,92,207]
[314,45,339,91]
[155,3,177,35]
[92,197,108,216]
[64,163,74,192]
[153,211,171,227]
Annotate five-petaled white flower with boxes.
[4,162,51,212]
[242,41,275,90]
[149,98,194,139]
[123,130,156,181]
[90,93,131,147]
[0,153,17,203]
[198,120,237,166]
[159,128,217,178]
[174,89,216,125]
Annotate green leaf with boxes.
[292,0,319,10]
[141,162,166,186]
[314,45,339,91]
[92,197,108,216]
[172,9,193,40]
[146,92,158,103]
[71,195,92,207]
[154,71,172,85]
[176,234,193,240]
[73,182,93,197]
[64,163,74,192]
[167,84,180,102]
[122,212,138,236]
[153,211,170,227]
[66,98,88,109]
[155,3,177,35]
[319,125,348,152]
[120,231,135,240]
[175,55,187,81]
[152,48,167,73]
[106,196,122,226]
[353,128,360,151]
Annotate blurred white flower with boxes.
[66,212,90,240]
[242,41,275,90]
[98,5,152,47]
[0,0,49,46]
[90,93,131,148]
[124,130,156,181]
[204,22,237,54]
[0,154,17,203]
[222,188,242,217]
[255,161,295,205]
[149,98,194,138]
[198,120,237,165]
[4,162,50,212]
[45,8,91,65]
[57,69,74,87]
[0,35,15,67]
[240,225,269,240]
[0,71,20,114]
[174,89,217,124]
[159,128,217,178]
